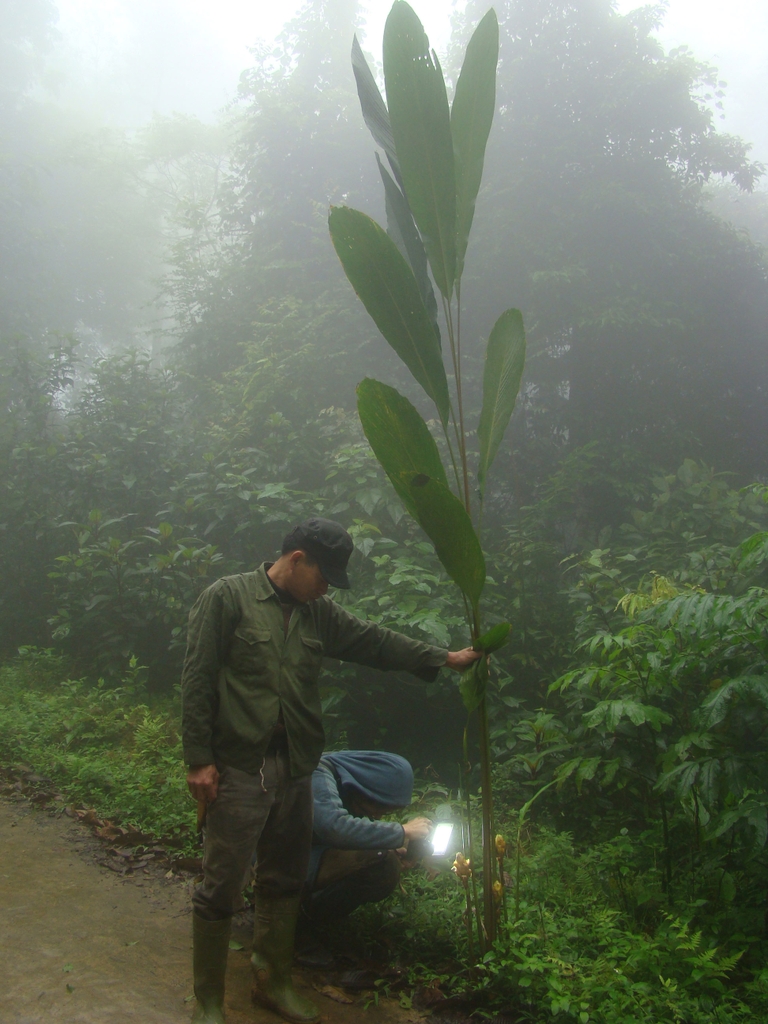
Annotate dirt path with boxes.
[1,797,419,1024]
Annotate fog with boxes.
[626,0,768,164]
[53,0,768,164]
[52,0,454,124]
[3,0,766,717]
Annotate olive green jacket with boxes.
[181,564,448,777]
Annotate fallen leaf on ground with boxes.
[413,986,446,1008]
[174,856,203,872]
[312,983,354,1004]
[107,847,134,859]
[96,824,125,840]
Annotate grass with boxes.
[0,649,195,847]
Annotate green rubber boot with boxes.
[251,895,320,1024]
[191,912,230,1024]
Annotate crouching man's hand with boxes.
[445,648,483,672]
[403,816,432,843]
[396,816,433,870]
[186,763,220,804]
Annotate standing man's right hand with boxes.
[186,763,220,804]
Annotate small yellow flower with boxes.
[495,835,507,858]
[452,852,472,880]
[492,880,504,903]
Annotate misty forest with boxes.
[2,0,768,1021]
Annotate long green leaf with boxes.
[451,9,499,282]
[473,622,510,654]
[383,1,456,299]
[329,206,450,424]
[351,35,401,182]
[357,378,447,521]
[376,154,439,329]
[404,472,485,607]
[351,38,439,336]
[477,308,526,500]
[460,656,488,714]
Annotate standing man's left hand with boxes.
[186,763,220,803]
[444,648,483,671]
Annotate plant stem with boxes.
[454,282,471,515]
[515,819,523,923]
[451,279,493,949]
[462,881,475,964]
[660,795,672,896]
[478,694,496,944]
[441,413,464,500]
[498,853,508,925]
[463,737,486,954]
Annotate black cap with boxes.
[282,518,354,589]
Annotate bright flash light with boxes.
[430,822,453,856]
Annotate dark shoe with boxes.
[294,943,336,970]
[294,908,335,969]
[251,895,320,1024]
[192,913,230,1023]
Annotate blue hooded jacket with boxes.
[307,750,413,886]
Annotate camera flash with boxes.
[430,822,453,856]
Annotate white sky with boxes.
[53,0,767,165]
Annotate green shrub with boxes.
[352,827,764,1023]
[0,649,193,846]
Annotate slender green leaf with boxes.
[352,34,438,328]
[473,622,510,654]
[451,10,499,282]
[376,154,439,330]
[351,35,401,182]
[519,781,557,819]
[404,472,485,606]
[477,308,526,500]
[357,378,446,521]
[329,206,450,424]
[459,656,488,714]
[383,1,456,298]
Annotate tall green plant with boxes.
[329,1,526,947]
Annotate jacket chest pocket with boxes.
[231,627,271,673]
[298,634,324,674]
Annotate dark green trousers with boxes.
[193,749,313,922]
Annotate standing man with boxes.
[182,517,480,1024]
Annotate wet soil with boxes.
[0,795,423,1024]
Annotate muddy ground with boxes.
[0,793,428,1024]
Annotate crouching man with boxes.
[297,750,429,964]
[182,517,480,1024]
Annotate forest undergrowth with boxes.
[3,652,768,1024]
[3,465,768,1024]
[0,651,191,845]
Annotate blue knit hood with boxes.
[322,750,414,807]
